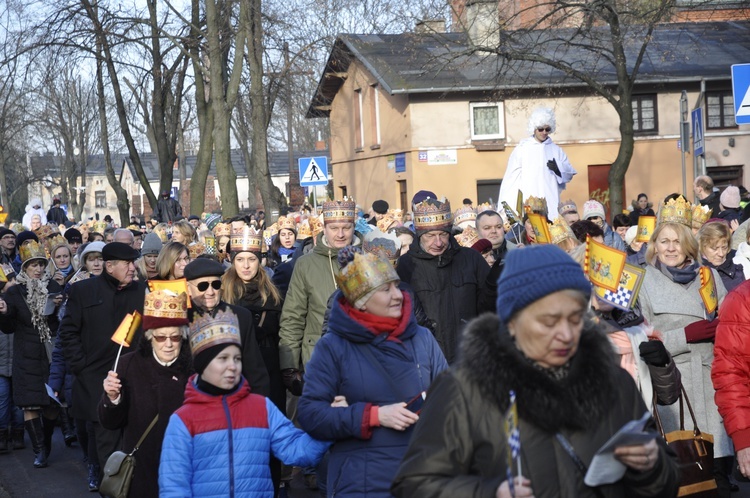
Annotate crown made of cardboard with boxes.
[188,242,206,260]
[213,222,231,237]
[455,225,480,248]
[659,196,692,227]
[388,208,404,222]
[45,234,68,255]
[476,202,495,214]
[230,225,262,253]
[336,246,400,305]
[297,219,312,239]
[524,195,548,215]
[558,199,578,215]
[19,240,47,264]
[691,204,712,228]
[265,223,279,239]
[549,217,576,245]
[277,216,296,232]
[376,214,398,233]
[322,199,356,224]
[311,216,325,238]
[363,230,401,262]
[33,224,58,241]
[189,308,241,357]
[145,289,188,321]
[91,221,108,234]
[453,206,477,227]
[413,198,452,232]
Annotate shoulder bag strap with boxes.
[652,397,667,440]
[357,343,403,399]
[555,433,607,498]
[680,383,702,435]
[257,311,267,329]
[129,415,159,456]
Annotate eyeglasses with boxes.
[152,334,182,343]
[537,127,552,133]
[194,280,221,292]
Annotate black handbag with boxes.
[653,384,718,497]
[99,415,159,498]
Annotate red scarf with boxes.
[340,292,412,343]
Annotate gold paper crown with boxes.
[558,199,578,215]
[297,220,312,239]
[188,242,206,260]
[455,226,480,248]
[388,209,404,222]
[265,223,279,239]
[230,225,262,253]
[213,222,231,237]
[45,235,68,255]
[322,199,356,224]
[277,216,296,232]
[34,224,58,241]
[453,206,477,227]
[376,214,398,233]
[476,202,495,214]
[691,204,712,228]
[91,221,108,234]
[549,217,576,245]
[144,289,188,321]
[524,196,548,215]
[19,240,47,265]
[189,308,241,356]
[335,248,400,305]
[659,196,692,227]
[413,198,452,232]
[311,216,325,238]
[363,230,402,262]
[153,225,169,243]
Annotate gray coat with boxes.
[638,264,733,458]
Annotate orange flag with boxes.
[585,235,627,293]
[111,311,142,348]
[148,278,191,307]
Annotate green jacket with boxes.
[278,233,360,370]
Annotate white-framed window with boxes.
[95,190,107,208]
[470,102,505,140]
[370,84,381,146]
[354,89,364,150]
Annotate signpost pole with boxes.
[680,91,688,197]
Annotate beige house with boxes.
[307,20,750,215]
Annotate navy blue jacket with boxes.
[298,291,447,497]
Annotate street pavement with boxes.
[0,427,319,497]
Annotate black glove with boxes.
[282,368,304,396]
[638,340,670,367]
[547,158,562,177]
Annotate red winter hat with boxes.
[471,238,493,254]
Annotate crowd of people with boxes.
[0,107,748,498]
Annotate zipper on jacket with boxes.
[222,395,235,498]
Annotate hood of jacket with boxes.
[458,313,617,433]
[327,290,419,345]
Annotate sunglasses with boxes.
[152,334,182,343]
[537,127,552,133]
[194,280,221,292]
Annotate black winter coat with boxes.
[0,279,62,407]
[392,314,680,498]
[59,272,147,420]
[98,343,192,498]
[396,237,491,363]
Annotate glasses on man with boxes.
[194,280,221,292]
[537,127,552,133]
[152,334,182,343]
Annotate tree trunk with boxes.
[235,98,257,211]
[608,96,635,217]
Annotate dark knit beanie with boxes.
[0,228,14,241]
[15,231,39,248]
[496,245,591,323]
[193,343,237,375]
[372,200,389,215]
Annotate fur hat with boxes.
[720,186,741,209]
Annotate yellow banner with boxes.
[636,216,656,243]
[110,311,142,348]
[527,212,551,244]
[594,263,646,310]
[586,236,627,293]
[148,278,191,307]
[699,266,718,314]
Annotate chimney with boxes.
[415,19,446,34]
[465,0,500,49]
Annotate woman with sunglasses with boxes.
[498,107,576,215]
[154,241,190,280]
[99,290,193,498]
[297,245,447,497]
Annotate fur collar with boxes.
[458,313,618,433]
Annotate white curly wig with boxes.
[527,107,557,136]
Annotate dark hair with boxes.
[664,193,682,203]
[637,193,648,201]
[476,210,503,225]
[570,220,605,243]
[612,214,631,229]
[462,198,472,205]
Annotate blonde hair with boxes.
[222,252,281,307]
[155,241,188,279]
[645,222,700,266]
[697,221,731,255]
[173,220,197,244]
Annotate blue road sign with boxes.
[692,108,704,156]
[731,64,750,125]
[298,157,329,187]
[395,153,406,173]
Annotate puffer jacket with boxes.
[159,375,330,498]
[278,232,361,370]
[713,279,750,451]
[396,236,491,363]
[298,291,447,497]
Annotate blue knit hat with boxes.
[496,245,591,322]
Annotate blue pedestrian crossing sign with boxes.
[731,64,750,125]
[692,108,704,156]
[298,157,329,187]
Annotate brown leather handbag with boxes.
[654,384,718,497]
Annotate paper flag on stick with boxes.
[636,216,656,243]
[111,311,142,348]
[699,266,718,314]
[585,235,627,293]
[594,263,646,311]
[149,278,191,307]
[516,191,524,221]
[526,212,552,244]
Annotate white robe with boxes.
[498,136,576,215]
[22,207,47,229]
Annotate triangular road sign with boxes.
[738,85,750,118]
